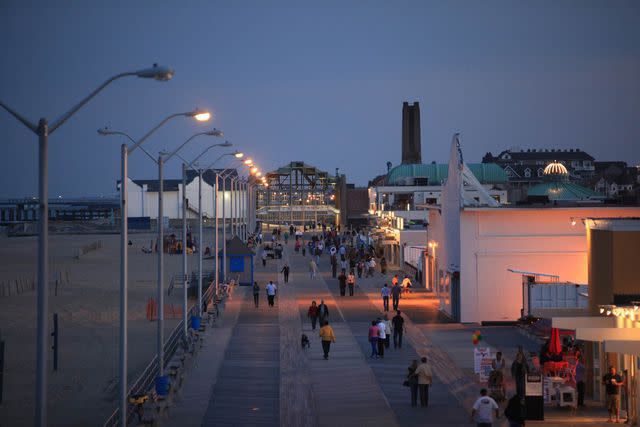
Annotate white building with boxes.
[427,135,640,323]
[119,169,247,221]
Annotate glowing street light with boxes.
[194,111,212,121]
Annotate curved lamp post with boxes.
[177,137,229,338]
[0,63,173,427]
[204,151,242,297]
[97,108,210,426]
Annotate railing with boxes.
[103,280,216,427]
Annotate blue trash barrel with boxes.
[155,375,170,396]
[191,315,201,330]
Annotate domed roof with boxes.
[543,161,568,175]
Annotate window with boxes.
[230,256,245,272]
[537,168,544,177]
[524,168,531,178]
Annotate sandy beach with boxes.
[0,228,220,426]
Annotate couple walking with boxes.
[368,315,391,358]
[381,282,402,312]
[406,357,433,407]
[308,300,334,359]
[252,281,278,307]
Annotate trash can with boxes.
[155,375,170,396]
[525,373,544,420]
[191,315,201,330]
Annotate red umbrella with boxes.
[549,327,562,355]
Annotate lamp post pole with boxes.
[214,172,220,295]
[118,143,128,426]
[198,167,203,315]
[157,155,165,377]
[231,177,236,237]
[222,173,228,282]
[181,162,188,339]
[156,127,217,382]
[1,64,174,427]
[177,138,227,326]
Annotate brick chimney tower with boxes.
[401,101,421,164]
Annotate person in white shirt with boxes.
[376,317,386,358]
[471,388,499,427]
[265,281,277,307]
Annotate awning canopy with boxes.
[604,340,640,355]
[576,328,640,342]
[552,316,616,329]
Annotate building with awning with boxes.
[551,218,640,423]
[426,135,640,323]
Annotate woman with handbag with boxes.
[405,359,420,407]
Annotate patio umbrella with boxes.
[549,327,562,355]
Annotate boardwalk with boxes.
[168,242,472,427]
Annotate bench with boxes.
[138,387,170,426]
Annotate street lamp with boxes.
[153,128,215,386]
[0,63,173,427]
[204,151,242,295]
[178,137,228,335]
[98,108,209,426]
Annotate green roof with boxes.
[386,163,507,186]
[527,181,605,201]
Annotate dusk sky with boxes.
[1,1,638,198]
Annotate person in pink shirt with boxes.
[369,320,379,358]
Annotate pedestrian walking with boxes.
[308,300,319,330]
[340,257,347,272]
[383,314,392,349]
[265,281,277,307]
[338,270,347,296]
[381,283,391,312]
[575,357,586,407]
[330,254,337,278]
[406,360,419,407]
[318,299,329,324]
[471,388,499,427]
[376,317,386,357]
[380,256,387,275]
[391,282,401,311]
[511,349,529,399]
[252,281,260,308]
[356,260,364,278]
[392,310,405,348]
[401,275,412,293]
[281,263,290,284]
[262,249,268,267]
[368,258,376,277]
[309,259,317,279]
[504,394,526,427]
[368,320,379,358]
[603,365,624,423]
[492,351,506,375]
[347,270,356,296]
[319,320,336,360]
[413,357,433,407]
[302,245,306,257]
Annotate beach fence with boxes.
[75,239,103,259]
[0,267,70,297]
